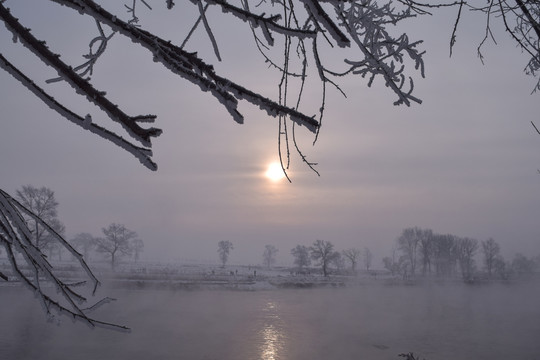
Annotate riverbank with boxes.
[2,259,537,291]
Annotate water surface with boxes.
[1,281,539,359]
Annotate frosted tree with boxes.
[217,240,233,267]
[310,239,338,276]
[481,237,501,278]
[511,253,537,277]
[71,232,97,261]
[330,251,346,273]
[94,223,137,270]
[363,246,373,271]
[15,185,62,250]
[342,247,361,274]
[396,227,421,277]
[131,238,144,263]
[262,244,278,268]
[291,244,311,270]
[455,237,478,280]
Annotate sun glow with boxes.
[265,162,286,182]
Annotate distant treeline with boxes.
[382,227,540,281]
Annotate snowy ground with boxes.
[93,261,388,291]
[0,258,390,291]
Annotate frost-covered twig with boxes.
[47,20,115,83]
[335,1,425,106]
[51,0,320,131]
[0,4,162,147]
[1,0,538,176]
[195,0,318,45]
[0,53,157,170]
[458,0,540,93]
[197,0,222,61]
[300,0,351,47]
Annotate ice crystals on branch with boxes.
[46,20,115,83]
[0,3,161,169]
[8,1,536,172]
[0,189,129,331]
[336,1,425,106]
[0,0,429,172]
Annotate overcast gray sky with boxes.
[1,1,539,266]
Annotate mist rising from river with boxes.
[1,281,539,360]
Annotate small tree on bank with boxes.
[94,223,136,270]
[71,232,96,261]
[15,185,62,250]
[262,245,278,269]
[217,240,233,267]
[131,238,144,263]
[310,240,339,277]
[455,237,479,280]
[342,248,361,274]
[291,245,311,271]
[482,238,501,278]
[363,247,373,272]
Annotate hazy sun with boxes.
[265,162,286,182]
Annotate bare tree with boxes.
[94,223,136,270]
[217,240,233,267]
[396,227,422,277]
[511,253,538,277]
[0,189,127,330]
[493,256,509,279]
[71,232,96,261]
[330,251,345,273]
[417,228,434,276]
[455,237,478,280]
[383,244,403,276]
[382,256,396,276]
[15,185,62,250]
[342,248,361,274]
[310,239,339,277]
[431,233,458,278]
[291,245,311,270]
[363,246,373,272]
[481,238,501,278]
[262,244,278,269]
[131,238,144,263]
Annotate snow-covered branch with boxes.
[0,189,129,331]
[51,0,321,131]
[0,53,157,170]
[0,3,162,147]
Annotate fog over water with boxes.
[2,2,540,359]
[1,280,539,360]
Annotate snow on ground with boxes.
[0,258,389,291]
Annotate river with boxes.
[1,280,539,360]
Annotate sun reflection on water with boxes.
[259,301,285,360]
[261,324,280,360]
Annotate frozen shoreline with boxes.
[3,259,534,291]
[0,259,388,291]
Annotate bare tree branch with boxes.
[0,189,129,331]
